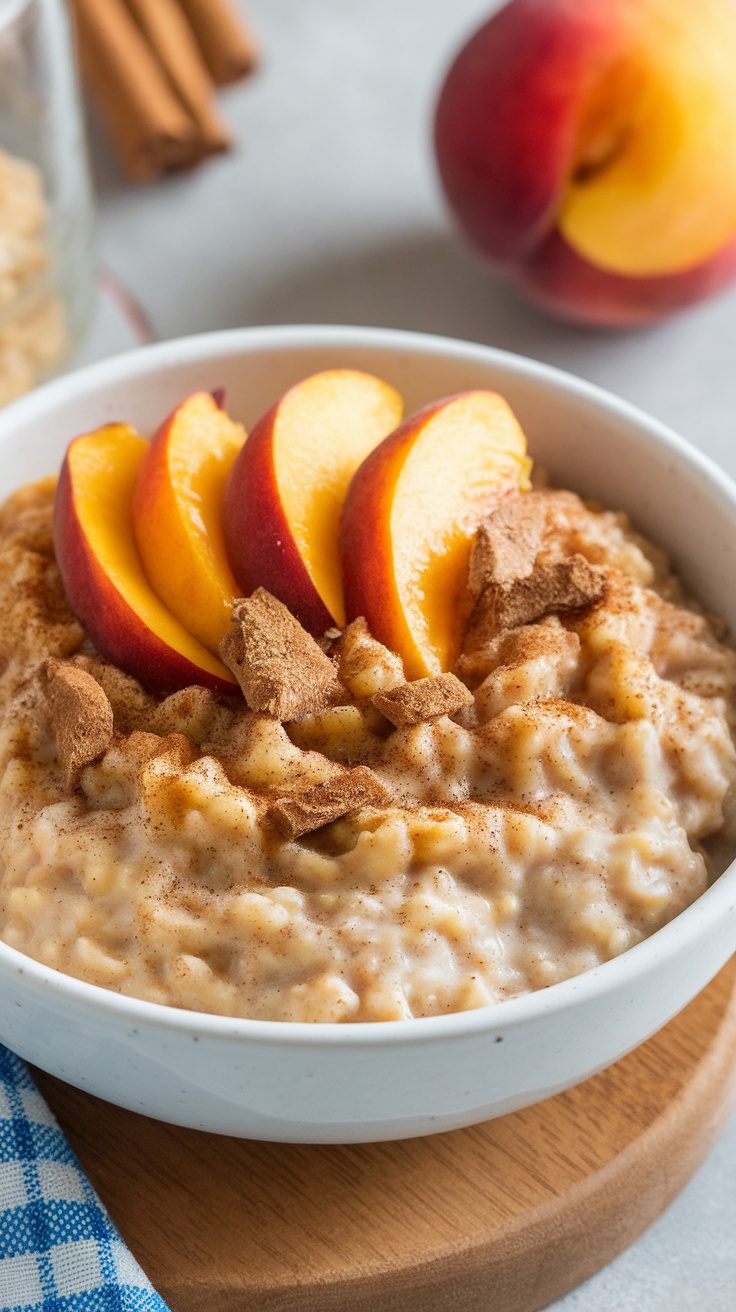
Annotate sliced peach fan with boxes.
[54,384,530,696]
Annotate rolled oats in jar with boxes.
[0,0,95,406]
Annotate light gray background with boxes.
[77,1,735,1306]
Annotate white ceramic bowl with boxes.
[0,325,735,1143]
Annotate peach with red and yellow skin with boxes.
[55,423,237,696]
[133,391,245,654]
[434,0,736,326]
[340,392,531,679]
[514,229,736,328]
[224,370,403,635]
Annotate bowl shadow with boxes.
[242,229,643,365]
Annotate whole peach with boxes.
[434,0,736,325]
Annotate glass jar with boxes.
[0,0,95,406]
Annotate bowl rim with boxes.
[1,321,735,1048]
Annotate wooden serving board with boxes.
[37,959,736,1312]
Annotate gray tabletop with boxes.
[79,1,736,1306]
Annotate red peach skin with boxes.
[517,230,736,328]
[341,391,531,678]
[434,0,736,325]
[55,425,236,696]
[224,371,403,634]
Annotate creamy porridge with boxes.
[1,475,734,1022]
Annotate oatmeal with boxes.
[0,150,67,406]
[0,478,734,1022]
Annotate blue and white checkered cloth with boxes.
[0,1048,169,1312]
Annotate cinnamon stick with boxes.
[178,0,258,84]
[70,0,199,181]
[125,0,231,154]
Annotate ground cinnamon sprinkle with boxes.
[333,617,405,698]
[116,729,195,772]
[456,619,580,686]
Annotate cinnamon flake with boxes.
[467,554,606,647]
[468,494,547,597]
[41,658,114,789]
[270,765,390,838]
[220,589,343,720]
[372,672,473,727]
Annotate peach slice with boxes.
[340,392,532,678]
[223,370,403,634]
[132,391,245,653]
[54,424,236,695]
